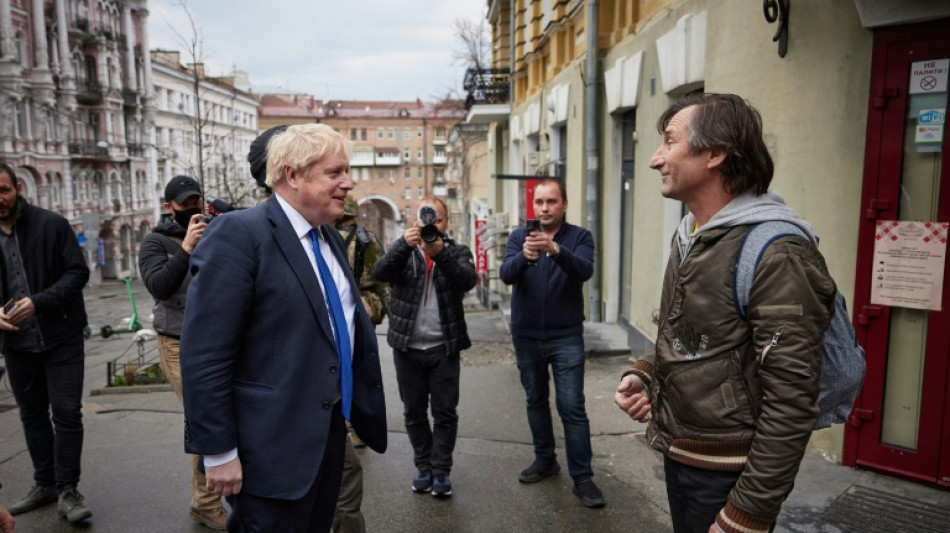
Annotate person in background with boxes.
[372,197,476,499]
[329,195,388,533]
[0,162,91,524]
[499,178,604,509]
[0,482,14,533]
[138,175,228,530]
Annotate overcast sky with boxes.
[147,0,488,101]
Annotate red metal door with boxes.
[846,19,950,487]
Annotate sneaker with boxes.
[57,485,92,523]
[411,470,433,493]
[518,460,561,483]
[573,479,606,508]
[8,484,57,515]
[191,507,229,530]
[432,473,452,498]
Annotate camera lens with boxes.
[420,224,440,243]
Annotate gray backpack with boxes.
[734,221,866,430]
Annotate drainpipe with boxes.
[509,0,516,78]
[585,0,601,322]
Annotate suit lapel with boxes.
[266,198,335,344]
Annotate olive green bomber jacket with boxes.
[626,224,836,533]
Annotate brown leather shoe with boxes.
[190,507,229,530]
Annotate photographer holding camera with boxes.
[372,197,476,499]
[137,175,228,530]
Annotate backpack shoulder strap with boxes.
[733,221,810,320]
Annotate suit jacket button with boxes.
[322,401,331,410]
[329,365,337,374]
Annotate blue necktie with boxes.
[310,229,353,420]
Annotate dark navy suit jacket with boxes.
[181,195,387,500]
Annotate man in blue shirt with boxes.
[500,178,604,508]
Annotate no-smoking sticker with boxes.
[910,58,948,95]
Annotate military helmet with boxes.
[343,195,359,218]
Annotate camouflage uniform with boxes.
[334,197,389,325]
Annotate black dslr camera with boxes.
[200,199,235,223]
[418,205,441,243]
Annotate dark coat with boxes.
[138,220,190,336]
[0,199,89,350]
[181,195,387,500]
[372,236,476,356]
[499,221,594,340]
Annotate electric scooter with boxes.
[100,277,143,339]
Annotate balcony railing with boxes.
[68,141,108,157]
[127,143,145,157]
[463,67,511,110]
[375,153,402,166]
[350,151,375,167]
[76,80,103,103]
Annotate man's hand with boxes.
[420,235,444,258]
[0,502,13,533]
[403,226,422,248]
[182,213,208,254]
[525,231,557,255]
[206,456,243,497]
[522,230,543,262]
[0,297,34,328]
[615,374,652,422]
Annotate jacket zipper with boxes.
[12,231,46,347]
[761,328,783,365]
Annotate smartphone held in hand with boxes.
[525,219,540,266]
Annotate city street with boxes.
[0,278,948,532]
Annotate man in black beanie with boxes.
[247,124,289,195]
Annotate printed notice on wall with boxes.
[871,220,948,311]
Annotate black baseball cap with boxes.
[164,175,202,204]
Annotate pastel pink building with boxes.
[0,0,156,280]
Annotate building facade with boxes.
[0,0,154,280]
[150,50,260,209]
[469,0,950,487]
[259,95,473,247]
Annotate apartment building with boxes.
[468,0,950,486]
[259,95,469,247]
[150,50,261,209]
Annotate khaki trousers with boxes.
[332,434,366,533]
[158,334,222,512]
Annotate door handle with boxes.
[865,199,891,220]
[857,304,884,326]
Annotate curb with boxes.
[90,384,172,396]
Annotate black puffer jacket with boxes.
[372,236,476,355]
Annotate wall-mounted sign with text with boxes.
[871,220,949,311]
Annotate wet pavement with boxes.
[0,278,947,532]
